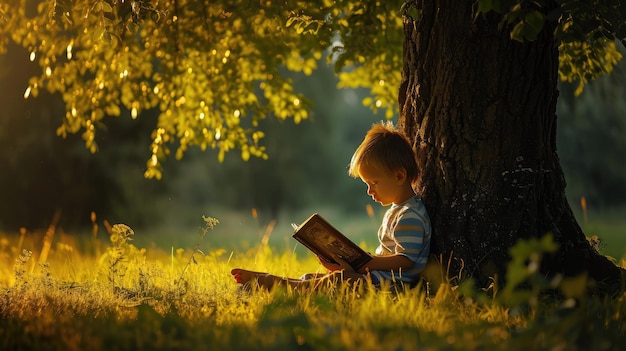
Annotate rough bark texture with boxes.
[398,0,624,294]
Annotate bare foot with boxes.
[231,268,264,284]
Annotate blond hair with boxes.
[348,121,418,182]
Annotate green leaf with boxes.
[510,21,525,42]
[477,0,494,14]
[94,1,113,13]
[93,27,105,41]
[525,10,545,36]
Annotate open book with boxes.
[291,213,372,271]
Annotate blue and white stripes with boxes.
[370,195,431,285]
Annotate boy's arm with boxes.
[355,254,414,274]
[319,254,413,274]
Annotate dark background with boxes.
[1,43,625,235]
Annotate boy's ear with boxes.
[395,168,407,183]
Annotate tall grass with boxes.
[0,213,625,351]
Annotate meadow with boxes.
[0,210,625,351]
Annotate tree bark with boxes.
[398,0,624,294]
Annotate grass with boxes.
[0,211,625,350]
[577,210,626,261]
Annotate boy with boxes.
[231,121,431,290]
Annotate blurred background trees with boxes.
[557,61,626,209]
[2,39,625,233]
[0,42,381,231]
[0,0,625,235]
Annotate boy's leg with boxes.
[299,273,326,280]
[312,270,367,289]
[231,268,368,291]
[231,268,314,290]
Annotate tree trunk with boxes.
[398,0,624,294]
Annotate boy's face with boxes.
[358,163,408,206]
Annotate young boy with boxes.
[231,121,431,290]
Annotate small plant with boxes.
[587,234,604,254]
[103,223,145,296]
[106,224,132,287]
[13,249,32,289]
[500,233,559,308]
[458,234,564,309]
[176,216,219,287]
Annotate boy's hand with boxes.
[317,256,340,271]
[319,255,354,272]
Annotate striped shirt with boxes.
[369,195,431,286]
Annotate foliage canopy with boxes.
[0,0,625,178]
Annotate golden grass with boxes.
[0,216,625,351]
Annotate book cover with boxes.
[291,213,372,270]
